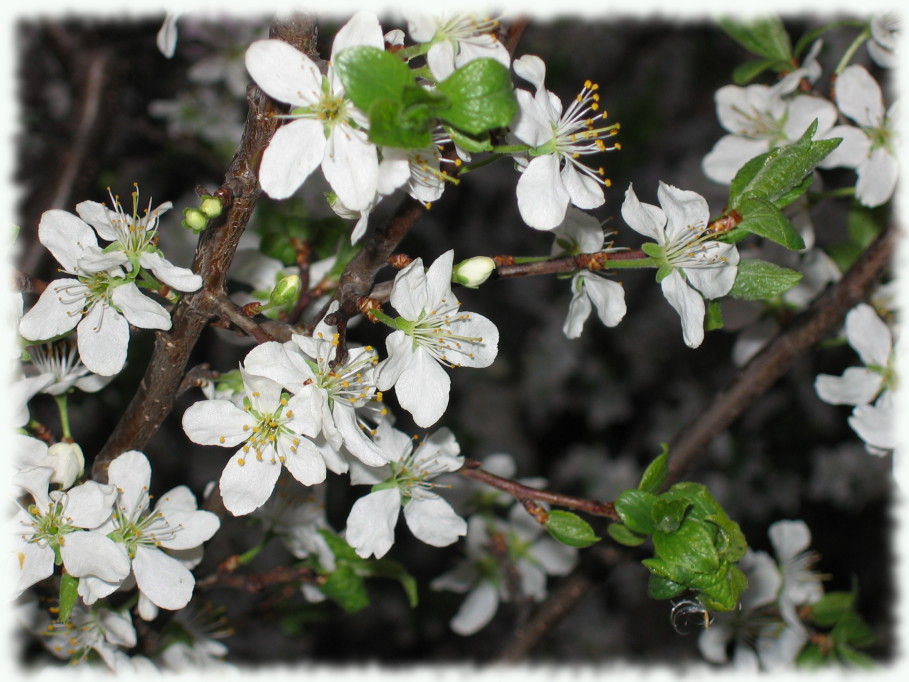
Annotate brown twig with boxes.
[459,459,619,519]
[210,291,275,344]
[493,249,647,279]
[196,564,320,592]
[666,219,896,484]
[90,16,319,481]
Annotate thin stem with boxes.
[53,393,72,440]
[459,459,619,519]
[834,25,871,75]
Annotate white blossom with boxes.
[376,250,499,427]
[18,208,174,376]
[621,182,739,348]
[702,82,838,185]
[511,55,620,230]
[431,504,577,635]
[867,14,900,69]
[551,208,626,338]
[38,601,138,670]
[182,365,323,515]
[345,421,465,558]
[244,11,384,208]
[821,65,899,207]
[78,451,220,616]
[814,303,895,452]
[404,11,510,81]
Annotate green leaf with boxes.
[728,258,803,300]
[320,563,370,613]
[832,612,876,647]
[661,482,725,521]
[647,572,687,600]
[690,563,748,612]
[334,46,415,112]
[808,591,855,627]
[735,197,806,250]
[732,57,788,85]
[58,573,79,623]
[652,520,720,574]
[607,523,647,547]
[615,489,658,535]
[796,643,827,667]
[729,121,841,210]
[651,497,692,534]
[366,98,434,149]
[436,59,517,135]
[642,556,695,586]
[544,510,601,548]
[319,529,361,562]
[638,448,669,493]
[705,514,748,562]
[835,644,876,668]
[718,16,792,61]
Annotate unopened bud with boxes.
[452,256,496,288]
[46,442,84,490]
[182,207,209,233]
[267,274,302,309]
[199,194,224,219]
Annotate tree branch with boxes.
[90,16,319,481]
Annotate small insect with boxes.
[670,598,714,634]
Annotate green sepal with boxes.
[734,196,806,250]
[614,489,658,535]
[58,572,80,624]
[544,510,601,548]
[641,241,664,260]
[607,522,647,547]
[728,258,803,300]
[638,448,669,493]
[446,126,493,153]
[435,59,517,135]
[718,16,792,61]
[655,265,674,283]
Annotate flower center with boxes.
[101,183,162,255]
[237,393,297,465]
[405,298,484,367]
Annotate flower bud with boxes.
[199,194,224,219]
[46,442,84,489]
[452,256,496,288]
[267,274,302,309]
[182,207,209,233]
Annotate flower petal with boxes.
[259,118,326,200]
[621,183,666,242]
[76,303,129,376]
[18,279,83,342]
[111,283,172,330]
[322,123,378,211]
[845,303,892,366]
[403,496,466,547]
[245,40,322,108]
[219,448,283,516]
[61,531,132,582]
[138,251,202,292]
[133,545,195,610]
[450,582,500,635]
[38,210,98,271]
[345,488,401,559]
[182,399,254,447]
[814,367,883,406]
[516,155,570,230]
[660,270,705,348]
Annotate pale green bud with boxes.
[452,256,496,288]
[46,442,84,490]
[199,194,224,219]
[182,207,209,233]
[267,274,302,308]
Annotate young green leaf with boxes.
[320,563,370,613]
[728,258,803,300]
[718,16,792,61]
[734,196,806,250]
[615,489,658,535]
[436,59,517,135]
[334,46,415,112]
[652,520,720,575]
[607,522,647,547]
[544,510,601,548]
[366,98,434,149]
[638,448,669,493]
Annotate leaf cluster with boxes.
[608,450,749,612]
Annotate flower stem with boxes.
[834,25,871,75]
[53,393,72,441]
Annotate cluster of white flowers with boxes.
[703,42,899,208]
